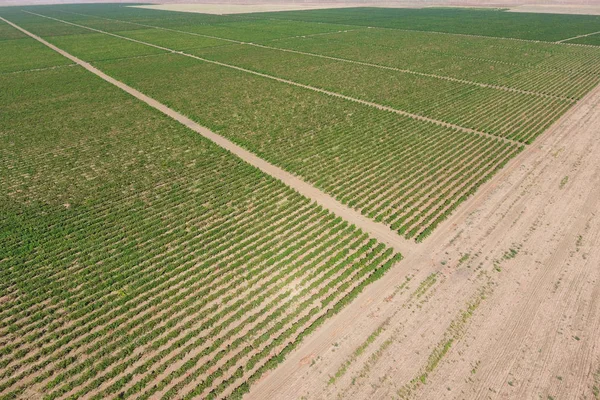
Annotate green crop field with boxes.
[1,4,600,399]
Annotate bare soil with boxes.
[246,81,600,399]
[130,1,600,16]
[508,4,600,16]
[130,3,425,15]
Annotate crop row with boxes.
[267,29,600,99]
[29,11,593,141]
[5,6,356,44]
[185,42,571,142]
[30,8,600,100]
[255,7,600,42]
[13,11,576,144]
[0,59,399,400]
[0,35,72,73]
[565,34,600,46]
[5,13,538,236]
[16,5,600,102]
[98,54,523,240]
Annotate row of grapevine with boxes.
[21,5,600,101]
[0,41,400,400]
[54,22,578,143]
[9,12,573,238]
[266,28,600,99]
[109,17,596,139]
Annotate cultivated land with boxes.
[1,4,599,400]
[249,79,600,400]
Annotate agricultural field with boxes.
[1,4,600,400]
[0,37,399,400]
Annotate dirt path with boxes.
[246,81,600,399]
[558,30,600,43]
[508,4,600,16]
[0,15,413,254]
[23,11,522,146]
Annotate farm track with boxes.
[20,11,522,147]
[0,14,413,256]
[557,30,600,43]
[55,9,576,103]
[246,79,600,400]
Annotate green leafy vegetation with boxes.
[1,4,600,398]
[257,7,600,42]
[0,37,72,73]
[0,54,399,400]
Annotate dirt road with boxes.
[0,15,413,254]
[246,81,600,399]
[25,11,518,146]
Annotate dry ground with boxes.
[508,4,600,16]
[130,3,424,15]
[247,79,600,399]
[4,0,600,15]
[130,2,600,16]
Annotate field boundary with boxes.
[245,64,600,400]
[269,16,600,48]
[557,30,600,43]
[21,11,523,146]
[0,14,413,254]
[0,63,77,75]
[57,9,574,102]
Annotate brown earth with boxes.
[246,78,600,399]
[4,0,600,16]
[133,2,600,16]
[130,3,426,15]
[508,4,600,16]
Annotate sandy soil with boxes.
[131,2,600,15]
[508,4,600,15]
[130,3,424,15]
[4,0,600,16]
[246,79,600,399]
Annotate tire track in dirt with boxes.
[245,80,600,399]
[349,81,600,400]
[0,14,412,254]
[414,112,600,399]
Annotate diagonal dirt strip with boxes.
[22,10,522,146]
[557,30,600,43]
[0,15,413,254]
[245,69,600,400]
